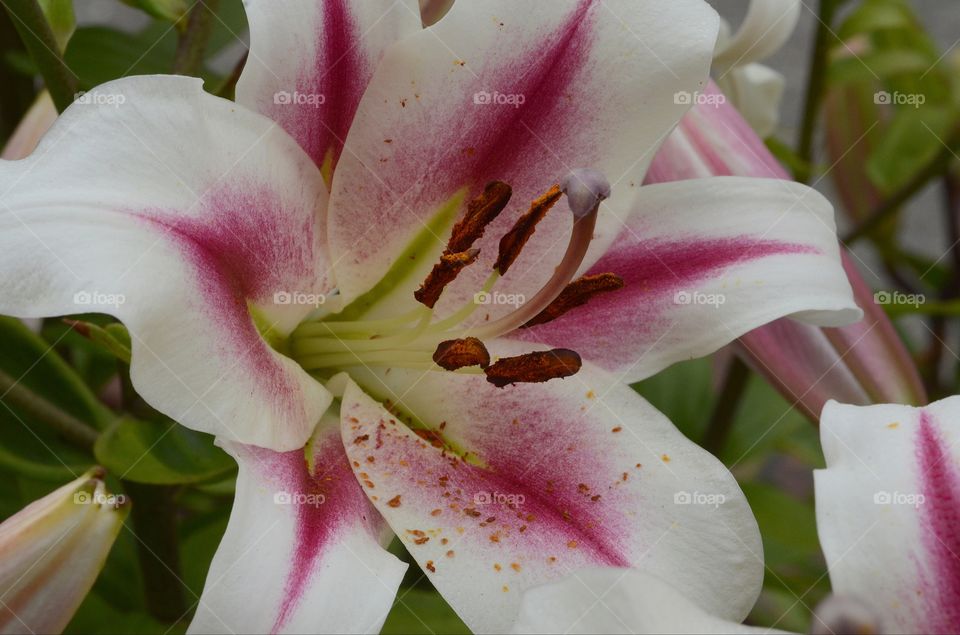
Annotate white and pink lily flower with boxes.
[0,0,861,632]
[514,396,960,634]
[712,0,800,137]
[815,397,960,635]
[0,468,128,634]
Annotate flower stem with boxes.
[843,128,960,243]
[124,481,188,624]
[795,0,844,183]
[1,0,77,112]
[0,367,99,451]
[702,357,751,454]
[172,0,220,76]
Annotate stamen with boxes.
[447,181,513,253]
[414,248,480,308]
[461,169,611,341]
[433,337,491,370]
[484,349,582,387]
[494,184,562,275]
[522,273,624,327]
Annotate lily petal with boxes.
[712,0,800,72]
[0,76,332,451]
[327,0,720,314]
[815,398,960,635]
[0,469,128,635]
[516,177,860,383]
[715,63,786,138]
[237,0,422,172]
[512,568,784,634]
[190,415,406,635]
[338,352,762,633]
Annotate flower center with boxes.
[288,169,622,386]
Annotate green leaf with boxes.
[120,0,188,24]
[0,317,111,480]
[37,0,75,52]
[866,105,955,194]
[381,590,470,635]
[94,417,234,485]
[632,358,714,442]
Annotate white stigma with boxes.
[560,168,611,219]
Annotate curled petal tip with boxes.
[560,168,611,218]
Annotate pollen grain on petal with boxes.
[494,184,562,275]
[447,181,513,253]
[414,248,480,308]
[523,272,624,327]
[484,348,582,387]
[433,337,491,370]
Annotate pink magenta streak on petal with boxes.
[346,398,632,568]
[271,0,366,168]
[914,411,960,634]
[140,183,319,422]
[517,237,818,369]
[464,0,598,188]
[245,439,381,634]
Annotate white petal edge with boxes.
[512,568,787,634]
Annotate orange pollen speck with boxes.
[510,563,522,572]
[387,495,402,508]
[426,560,436,573]
[567,540,578,549]
[494,563,502,571]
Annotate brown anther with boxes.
[484,349,582,387]
[414,248,480,308]
[494,184,562,275]
[523,273,624,327]
[447,181,513,253]
[433,337,491,370]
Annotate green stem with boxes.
[124,481,188,624]
[795,0,843,183]
[1,0,77,112]
[844,129,960,243]
[172,0,220,76]
[0,368,98,450]
[702,357,750,454]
